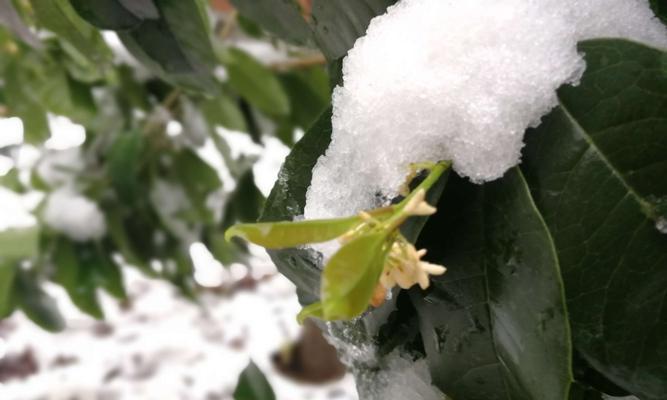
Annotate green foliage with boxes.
[0,0,329,332]
[230,0,311,46]
[233,361,276,400]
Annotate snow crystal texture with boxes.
[305,0,667,220]
[44,188,107,242]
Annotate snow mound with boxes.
[44,188,106,242]
[305,0,667,220]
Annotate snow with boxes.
[36,147,84,187]
[324,323,441,400]
[0,188,38,231]
[43,188,107,242]
[0,256,358,400]
[45,115,86,150]
[304,0,667,220]
[0,117,24,148]
[656,218,667,234]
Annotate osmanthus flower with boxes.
[225,161,450,322]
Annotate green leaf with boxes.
[259,107,333,303]
[0,0,41,48]
[15,269,65,332]
[522,39,667,399]
[116,0,218,93]
[53,239,104,319]
[233,360,276,400]
[225,48,290,117]
[0,226,39,261]
[650,0,667,25]
[4,60,49,143]
[0,262,17,318]
[311,0,397,60]
[279,67,330,131]
[31,0,112,65]
[226,215,362,249]
[411,170,572,400]
[108,131,145,203]
[70,0,142,30]
[296,301,324,323]
[221,169,265,226]
[173,149,222,223]
[230,0,312,46]
[200,94,247,132]
[322,232,389,320]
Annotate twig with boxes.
[269,53,327,71]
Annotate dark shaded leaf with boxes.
[108,131,145,203]
[522,39,667,399]
[230,0,312,45]
[233,360,276,400]
[15,270,65,332]
[311,0,396,60]
[53,239,104,319]
[411,170,572,400]
[70,0,142,30]
[650,0,667,25]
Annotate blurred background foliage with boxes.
[0,0,335,332]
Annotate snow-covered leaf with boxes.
[522,39,667,399]
[233,360,276,400]
[411,170,572,400]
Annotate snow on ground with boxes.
[305,0,667,221]
[0,249,358,400]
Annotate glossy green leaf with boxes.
[225,48,290,117]
[15,270,65,332]
[0,226,39,261]
[321,232,389,320]
[31,0,111,65]
[226,216,362,249]
[230,0,312,46]
[411,170,572,400]
[233,360,276,400]
[279,67,330,131]
[311,0,397,60]
[522,39,667,399]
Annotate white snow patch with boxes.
[361,352,443,400]
[36,148,84,187]
[305,0,667,220]
[656,217,667,234]
[45,115,86,150]
[43,188,106,242]
[0,117,24,147]
[253,137,290,197]
[0,188,37,231]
